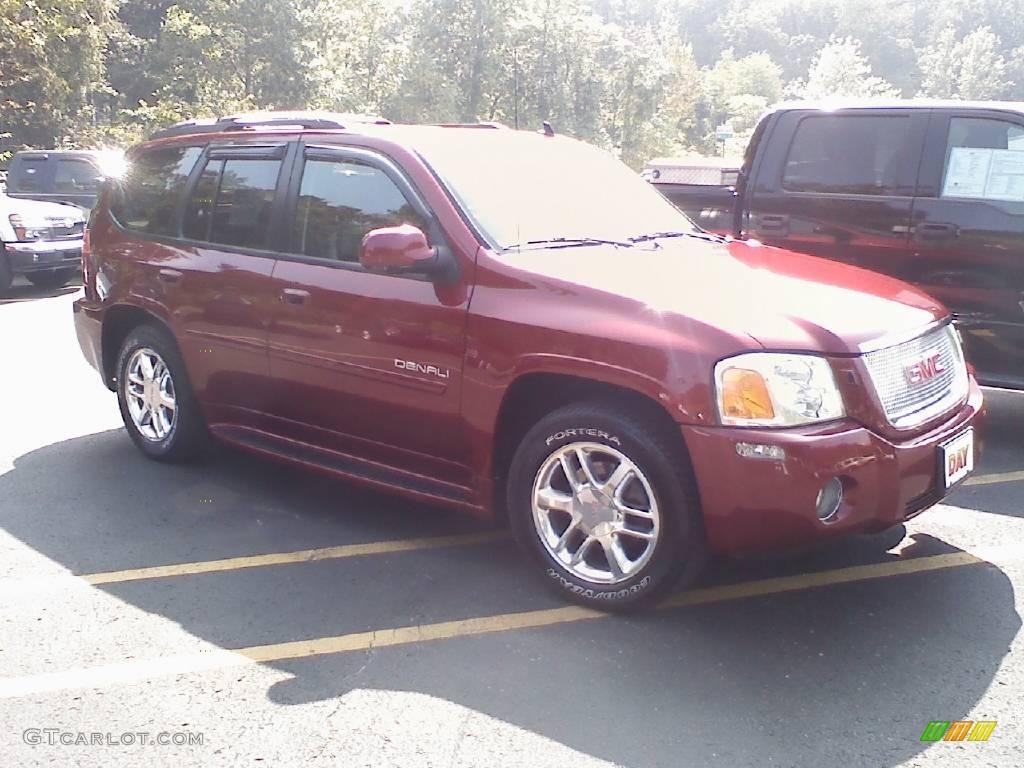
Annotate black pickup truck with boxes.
[652,101,1024,390]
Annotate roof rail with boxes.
[149,111,391,140]
[433,122,505,129]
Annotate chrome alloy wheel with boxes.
[531,442,661,585]
[124,347,177,442]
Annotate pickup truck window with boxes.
[54,158,102,194]
[292,159,426,262]
[940,117,1024,203]
[782,115,915,196]
[8,157,51,192]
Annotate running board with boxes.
[212,424,475,506]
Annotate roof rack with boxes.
[149,111,391,140]
[433,122,504,129]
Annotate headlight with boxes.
[715,352,846,427]
[8,214,49,241]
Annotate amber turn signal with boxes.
[720,368,775,421]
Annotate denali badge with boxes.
[394,359,450,379]
[905,353,946,385]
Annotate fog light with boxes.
[816,478,843,522]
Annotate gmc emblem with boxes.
[905,353,946,385]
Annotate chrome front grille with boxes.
[45,218,84,240]
[862,324,969,429]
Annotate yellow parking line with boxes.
[0,551,986,699]
[81,531,509,585]
[237,551,984,662]
[661,551,983,608]
[964,470,1024,487]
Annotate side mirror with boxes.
[360,224,437,274]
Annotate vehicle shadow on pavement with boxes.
[262,535,1018,768]
[949,387,1024,519]
[0,282,80,305]
[1,427,1020,766]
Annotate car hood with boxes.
[0,193,85,222]
[506,236,947,355]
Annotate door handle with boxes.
[280,288,311,306]
[755,213,789,233]
[914,222,959,242]
[157,268,182,284]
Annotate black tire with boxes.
[507,402,706,611]
[115,323,207,462]
[26,269,75,289]
[0,248,12,294]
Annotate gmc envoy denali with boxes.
[74,112,984,609]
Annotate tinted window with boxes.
[941,117,1024,203]
[181,158,281,249]
[54,158,102,194]
[292,159,425,262]
[783,115,916,196]
[8,158,51,192]
[111,146,203,235]
[182,160,222,242]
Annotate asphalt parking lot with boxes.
[1,283,1023,767]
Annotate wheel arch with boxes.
[100,303,176,390]
[490,371,694,520]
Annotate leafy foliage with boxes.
[2,0,1023,167]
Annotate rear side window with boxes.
[181,157,282,250]
[292,158,425,262]
[7,157,52,192]
[54,158,103,194]
[941,117,1024,202]
[782,115,916,196]
[111,146,202,236]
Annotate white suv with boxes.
[0,191,85,293]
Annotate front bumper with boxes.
[4,239,83,274]
[682,378,985,556]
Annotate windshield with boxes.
[414,131,697,250]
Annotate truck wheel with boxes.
[26,269,75,289]
[0,248,12,294]
[115,324,207,462]
[507,402,706,611]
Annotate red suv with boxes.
[74,113,985,609]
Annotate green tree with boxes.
[0,0,120,149]
[301,0,408,114]
[693,50,782,152]
[392,0,516,123]
[919,26,1012,99]
[794,36,898,99]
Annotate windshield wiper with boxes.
[628,230,727,244]
[502,236,634,251]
